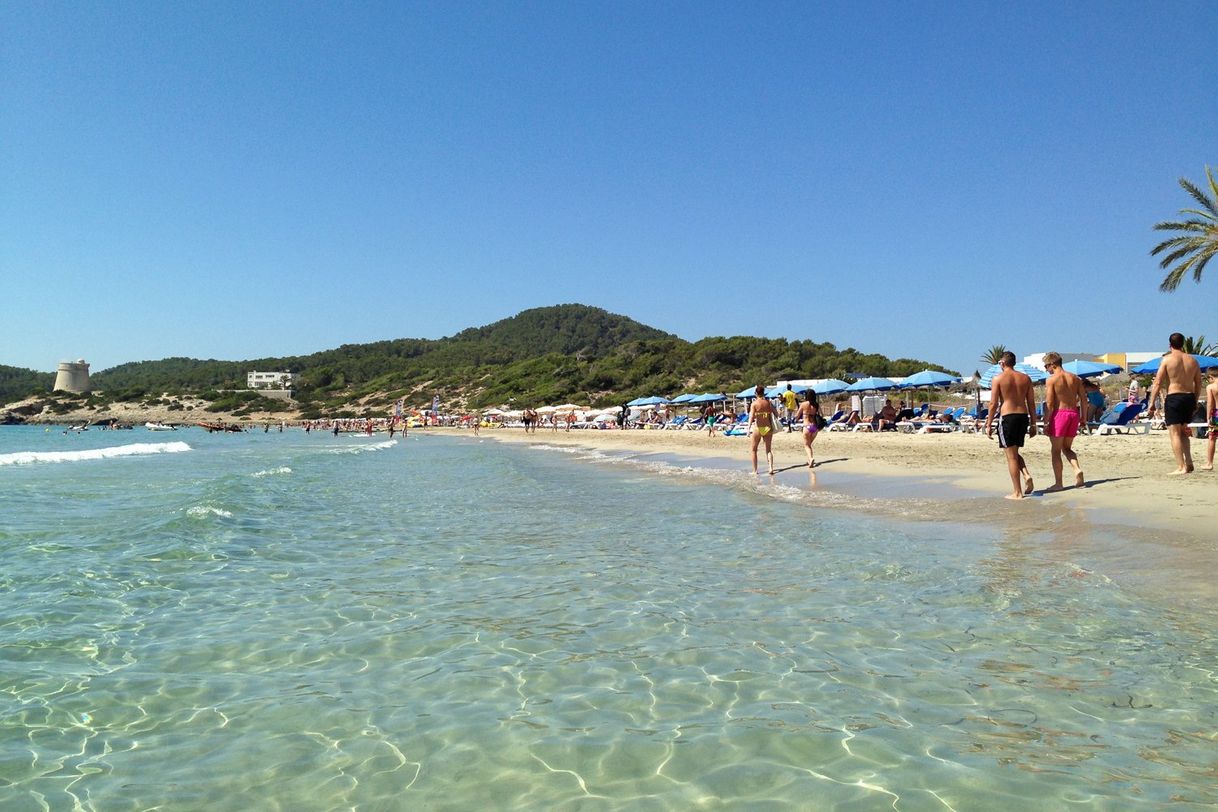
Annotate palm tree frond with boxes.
[1153,219,1211,233]
[1155,167,1218,292]
[1178,177,1218,218]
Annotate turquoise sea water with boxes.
[2,425,1217,809]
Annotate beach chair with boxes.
[1094,403,1149,435]
[723,415,750,436]
[661,415,687,430]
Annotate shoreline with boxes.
[434,425,1212,537]
[434,425,1218,608]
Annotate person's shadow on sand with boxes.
[771,457,847,474]
[1032,475,1139,495]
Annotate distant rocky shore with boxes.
[0,395,300,427]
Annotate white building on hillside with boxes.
[247,370,298,390]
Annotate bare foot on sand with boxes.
[1202,465,1214,471]
[1043,484,1065,493]
[1005,493,1024,500]
[1168,469,1192,476]
[1075,471,1085,487]
[1023,475,1035,495]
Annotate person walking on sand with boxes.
[748,384,778,474]
[1201,368,1218,471]
[1147,332,1203,475]
[793,389,822,468]
[984,351,1037,499]
[1042,352,1086,491]
[781,384,798,432]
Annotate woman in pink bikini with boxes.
[793,390,822,468]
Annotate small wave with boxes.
[252,466,292,477]
[328,439,398,455]
[187,505,233,518]
[0,441,192,467]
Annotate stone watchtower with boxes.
[53,359,91,393]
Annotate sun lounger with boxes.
[1094,403,1149,435]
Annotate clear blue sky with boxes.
[3,2,1215,378]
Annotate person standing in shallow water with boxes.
[1041,352,1086,491]
[984,351,1037,499]
[748,384,777,475]
[1147,332,1203,474]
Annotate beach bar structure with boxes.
[53,359,91,393]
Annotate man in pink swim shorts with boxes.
[1042,352,1087,491]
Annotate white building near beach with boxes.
[246,370,298,389]
[1020,352,1097,370]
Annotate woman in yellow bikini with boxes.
[748,384,777,475]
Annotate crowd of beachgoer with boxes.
[143,331,1215,500]
[980,334,1214,499]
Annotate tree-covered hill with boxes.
[28,303,957,415]
[0,365,54,404]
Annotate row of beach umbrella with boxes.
[503,358,1218,416]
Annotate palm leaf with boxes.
[1152,166,1218,291]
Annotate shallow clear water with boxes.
[2,426,1217,809]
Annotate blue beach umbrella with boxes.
[810,379,850,396]
[898,370,960,389]
[978,363,1048,388]
[846,376,898,392]
[669,393,697,404]
[627,395,669,406]
[1130,354,1218,375]
[1061,360,1123,378]
[690,392,727,404]
[735,386,758,399]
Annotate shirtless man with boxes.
[1204,368,1218,471]
[1147,332,1203,474]
[1042,352,1086,491]
[748,384,777,475]
[984,351,1037,499]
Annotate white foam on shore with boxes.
[252,466,292,477]
[0,441,193,467]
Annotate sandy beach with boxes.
[448,424,1213,537]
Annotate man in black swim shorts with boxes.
[984,352,1038,499]
[1147,332,1203,475]
[1163,392,1197,426]
[998,413,1030,449]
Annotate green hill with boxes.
[52,304,955,415]
[0,364,54,404]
